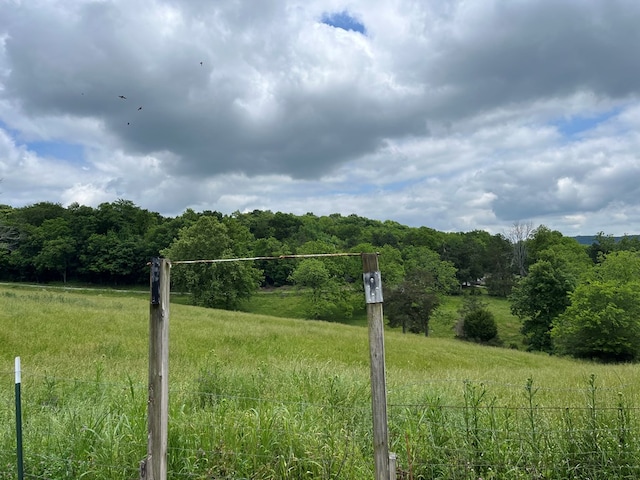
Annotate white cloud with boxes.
[0,0,639,236]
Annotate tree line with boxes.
[0,199,513,289]
[2,200,639,361]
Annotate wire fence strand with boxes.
[5,370,640,479]
[170,252,364,265]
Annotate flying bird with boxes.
[138,106,142,110]
[200,61,203,66]
[118,95,127,99]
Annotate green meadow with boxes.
[2,284,640,479]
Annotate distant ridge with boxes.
[573,235,640,246]
[573,236,597,245]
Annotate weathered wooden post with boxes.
[141,257,170,480]
[362,253,392,480]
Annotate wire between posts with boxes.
[171,252,364,264]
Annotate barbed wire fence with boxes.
[5,366,640,479]
[4,254,640,479]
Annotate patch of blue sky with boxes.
[553,107,621,138]
[0,119,21,139]
[27,140,87,166]
[333,178,419,196]
[0,121,89,167]
[383,178,419,192]
[320,11,366,34]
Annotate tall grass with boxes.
[242,286,524,345]
[2,285,640,479]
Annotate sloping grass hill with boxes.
[2,285,640,479]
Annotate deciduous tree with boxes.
[510,251,576,352]
[552,281,640,362]
[484,234,515,297]
[289,258,354,320]
[552,251,640,361]
[162,216,262,309]
[386,269,444,336]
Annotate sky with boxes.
[1,0,640,236]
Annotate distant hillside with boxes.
[573,235,596,245]
[573,235,640,245]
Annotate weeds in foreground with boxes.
[3,286,640,479]
[4,371,640,479]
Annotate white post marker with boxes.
[15,356,24,480]
[15,356,21,384]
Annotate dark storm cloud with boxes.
[2,0,640,235]
[416,0,640,120]
[1,0,426,178]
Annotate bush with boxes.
[460,309,499,343]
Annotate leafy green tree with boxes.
[375,245,405,287]
[552,251,640,361]
[33,218,77,283]
[440,231,490,287]
[528,226,591,277]
[402,246,459,294]
[67,202,98,244]
[289,258,354,320]
[0,205,22,280]
[162,216,262,309]
[269,212,303,243]
[253,236,295,286]
[143,215,191,258]
[288,239,360,320]
[79,231,142,284]
[586,231,616,263]
[370,220,408,248]
[6,223,40,281]
[386,269,444,336]
[296,213,345,246]
[484,233,515,297]
[12,201,67,227]
[35,237,76,283]
[552,281,640,362]
[328,213,371,248]
[616,234,640,252]
[402,225,444,252]
[386,249,457,335]
[592,250,640,282]
[510,251,577,352]
[95,199,158,237]
[296,240,361,284]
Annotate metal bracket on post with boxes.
[364,271,383,304]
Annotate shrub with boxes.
[461,309,499,343]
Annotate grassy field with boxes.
[2,284,640,479]
[241,286,525,347]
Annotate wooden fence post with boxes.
[141,257,170,480]
[362,253,392,480]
